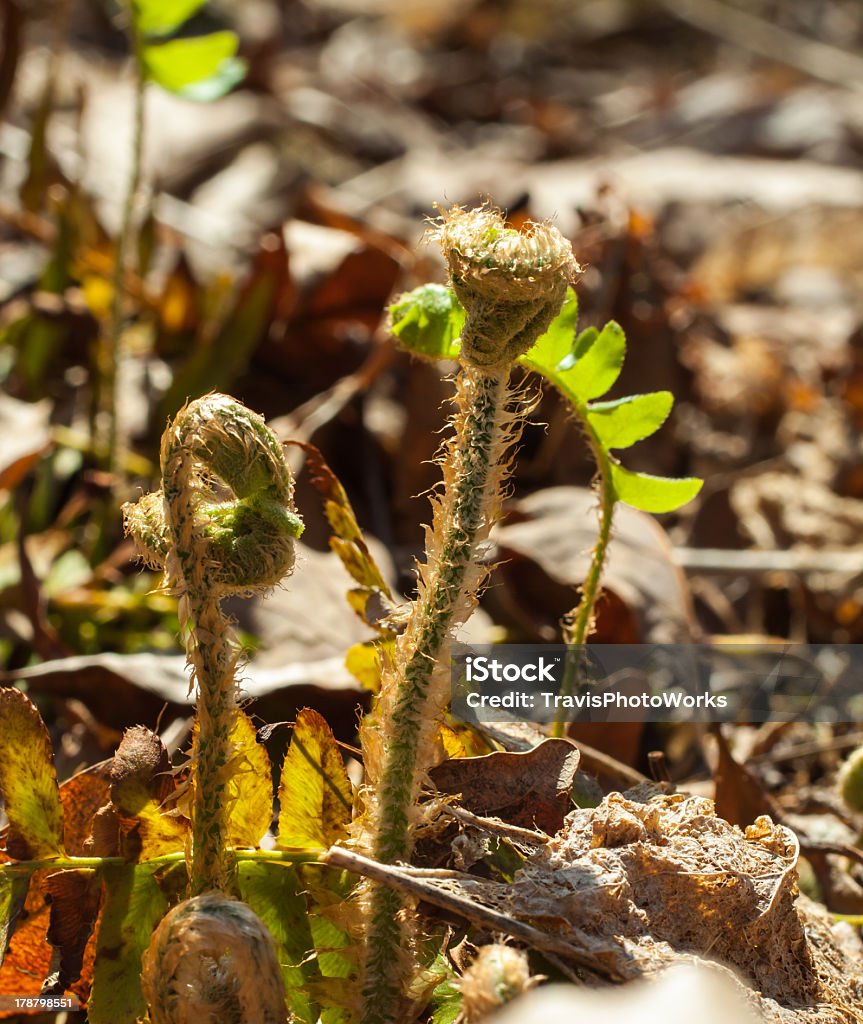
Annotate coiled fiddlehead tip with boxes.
[123,393,303,596]
[434,204,580,369]
[141,893,287,1024]
[459,945,534,1022]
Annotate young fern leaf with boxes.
[391,284,703,515]
[586,391,674,450]
[390,280,703,740]
[131,0,206,37]
[124,393,305,1023]
[131,0,246,101]
[389,284,464,362]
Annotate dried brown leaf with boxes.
[429,739,580,834]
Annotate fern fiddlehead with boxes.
[358,206,579,1024]
[123,393,303,1022]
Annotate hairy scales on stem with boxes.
[357,205,579,1024]
[123,393,302,1022]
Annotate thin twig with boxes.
[796,839,863,870]
[436,803,549,846]
[750,731,863,766]
[323,845,623,982]
[655,0,863,89]
[673,547,863,576]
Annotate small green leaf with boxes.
[587,391,674,450]
[610,463,702,513]
[88,863,170,1024]
[519,286,579,372]
[559,319,626,401]
[238,861,319,1024]
[132,0,206,37]
[571,325,598,361]
[521,309,625,407]
[390,284,464,361]
[426,953,462,1024]
[142,32,246,101]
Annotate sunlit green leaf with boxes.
[142,33,246,101]
[557,319,625,401]
[390,284,464,361]
[88,863,173,1024]
[610,463,702,513]
[132,0,206,37]
[587,391,674,450]
[427,952,462,1024]
[518,286,578,372]
[521,311,624,406]
[238,861,319,1024]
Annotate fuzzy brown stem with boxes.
[161,438,239,894]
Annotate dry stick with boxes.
[750,731,863,766]
[325,846,622,983]
[655,0,863,88]
[673,547,863,576]
[358,205,580,1024]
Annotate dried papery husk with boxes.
[459,945,534,1021]
[141,893,287,1024]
